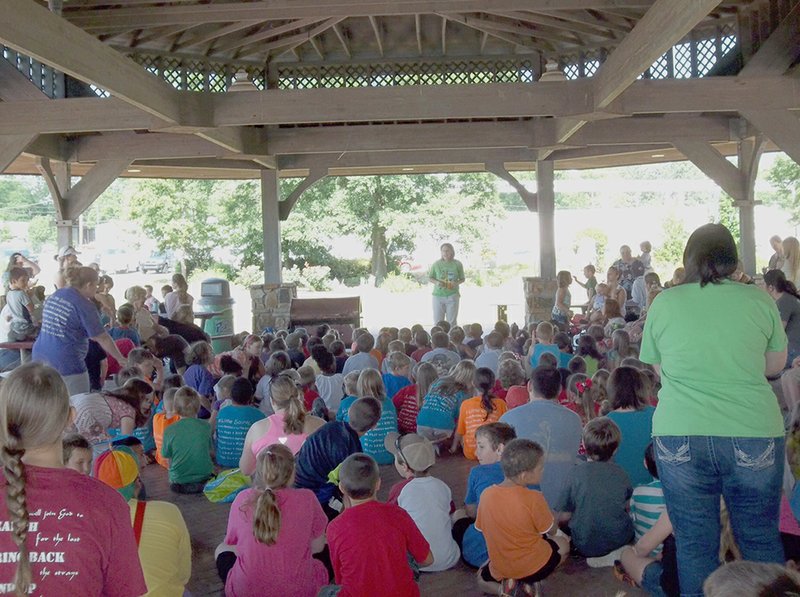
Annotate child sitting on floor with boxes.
[528,322,560,372]
[153,387,180,467]
[216,444,328,597]
[323,453,433,597]
[392,362,437,435]
[416,360,476,445]
[2,267,37,341]
[338,368,398,465]
[476,438,570,595]
[294,397,382,518]
[62,432,93,475]
[214,377,266,468]
[385,432,461,572]
[161,387,214,494]
[453,422,517,569]
[556,417,633,566]
[109,304,141,346]
[382,351,413,399]
[298,365,320,411]
[451,367,508,460]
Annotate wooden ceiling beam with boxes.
[238,17,343,58]
[0,59,51,101]
[214,17,322,53]
[739,1,800,77]
[332,23,351,58]
[537,9,630,34]
[741,109,800,165]
[131,24,196,48]
[277,148,538,170]
[0,135,37,173]
[491,10,617,39]
[0,0,184,124]
[67,1,658,29]
[369,16,384,57]
[415,14,422,55]
[441,14,549,52]
[175,20,264,51]
[272,17,345,59]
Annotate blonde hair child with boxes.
[566,373,596,425]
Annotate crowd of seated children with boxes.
[385,432,461,571]
[392,361,437,435]
[324,453,434,597]
[452,367,508,460]
[337,368,398,465]
[382,351,413,399]
[154,387,181,467]
[314,346,345,416]
[109,303,142,346]
[476,438,571,596]
[416,360,476,445]
[214,377,265,468]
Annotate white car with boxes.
[100,248,139,274]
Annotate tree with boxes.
[716,194,740,246]
[767,156,800,224]
[28,216,57,251]
[653,215,689,274]
[129,179,221,273]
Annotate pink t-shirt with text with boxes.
[0,465,146,597]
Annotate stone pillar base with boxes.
[250,283,296,332]
[523,277,558,326]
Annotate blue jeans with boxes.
[654,435,784,597]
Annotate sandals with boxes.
[612,560,638,588]
[500,579,538,597]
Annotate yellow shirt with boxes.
[130,500,191,597]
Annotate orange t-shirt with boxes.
[476,485,555,580]
[153,412,181,467]
[456,397,509,460]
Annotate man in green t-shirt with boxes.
[428,243,465,326]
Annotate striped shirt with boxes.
[630,479,666,555]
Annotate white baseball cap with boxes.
[56,246,80,259]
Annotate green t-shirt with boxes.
[429,259,464,297]
[161,417,214,484]
[640,280,786,438]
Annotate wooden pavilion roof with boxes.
[0,0,798,191]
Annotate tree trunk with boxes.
[370,224,388,287]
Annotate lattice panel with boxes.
[673,42,693,78]
[276,58,536,89]
[128,53,266,92]
[2,45,62,98]
[720,23,737,56]
[696,38,717,76]
[162,58,183,89]
[647,51,671,79]
[562,61,580,80]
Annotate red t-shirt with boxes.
[492,379,507,400]
[410,347,432,363]
[505,385,529,409]
[392,385,419,434]
[106,338,136,377]
[303,388,321,411]
[0,465,146,597]
[386,478,413,506]
[328,500,430,597]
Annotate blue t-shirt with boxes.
[214,405,266,468]
[382,372,412,400]
[416,380,465,431]
[109,326,141,346]
[558,351,573,369]
[184,364,215,397]
[529,343,560,369]
[336,396,357,422]
[295,421,362,504]
[340,397,398,465]
[607,407,656,487]
[32,287,106,377]
[462,462,505,566]
[500,400,583,507]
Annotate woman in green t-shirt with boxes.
[640,224,787,596]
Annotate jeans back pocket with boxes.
[654,436,691,465]
[732,437,775,472]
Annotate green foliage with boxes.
[653,215,689,273]
[766,156,800,224]
[465,263,531,287]
[129,179,221,273]
[282,265,332,291]
[573,228,608,269]
[716,194,740,245]
[0,177,53,220]
[28,215,56,251]
[381,273,422,293]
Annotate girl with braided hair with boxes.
[216,443,328,596]
[0,362,145,596]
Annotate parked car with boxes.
[100,248,139,274]
[139,251,171,273]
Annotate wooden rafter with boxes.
[131,24,196,48]
[271,17,346,59]
[441,14,550,52]
[308,35,324,59]
[415,14,422,55]
[214,17,322,53]
[491,11,616,40]
[175,20,264,51]
[368,16,384,57]
[739,1,800,77]
[332,23,351,58]
[467,13,588,46]
[441,15,447,55]
[541,9,631,34]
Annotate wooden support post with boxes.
[62,159,131,218]
[737,135,764,276]
[36,158,75,249]
[741,110,800,166]
[486,162,537,211]
[278,168,327,220]
[537,160,556,279]
[261,169,282,285]
[0,134,35,172]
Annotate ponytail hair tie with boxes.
[576,379,593,394]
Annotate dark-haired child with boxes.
[451,367,508,460]
[63,433,92,475]
[476,439,570,595]
[215,377,266,467]
[555,417,633,564]
[161,387,214,493]
[453,422,517,568]
[385,433,460,572]
[607,366,656,486]
[630,443,667,550]
[314,346,345,417]
[324,454,433,596]
[295,397,382,518]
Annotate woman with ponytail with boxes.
[0,363,145,596]
[217,444,328,596]
[239,375,325,475]
[451,367,508,460]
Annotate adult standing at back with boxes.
[765,235,785,273]
[764,269,800,367]
[429,243,465,326]
[640,223,787,596]
[782,237,800,287]
[164,273,194,320]
[499,366,582,507]
[611,245,645,299]
[32,266,126,395]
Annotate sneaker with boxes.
[586,546,626,568]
